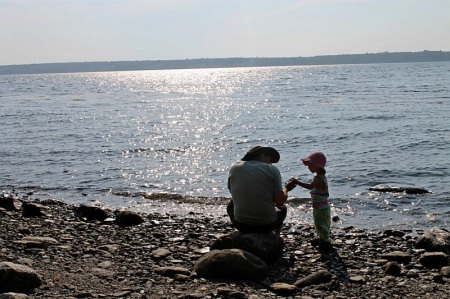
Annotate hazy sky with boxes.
[1,0,449,66]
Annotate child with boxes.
[286,151,332,251]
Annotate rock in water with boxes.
[368,184,430,194]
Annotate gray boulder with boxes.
[210,231,284,263]
[415,227,450,254]
[194,249,268,280]
[0,262,42,293]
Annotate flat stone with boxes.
[381,251,412,264]
[13,236,58,247]
[349,275,366,284]
[294,270,332,288]
[270,282,298,296]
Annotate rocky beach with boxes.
[1,191,449,299]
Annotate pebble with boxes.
[0,192,449,298]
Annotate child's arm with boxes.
[295,179,313,190]
[294,176,324,190]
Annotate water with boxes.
[1,62,449,232]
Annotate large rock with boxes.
[194,249,267,280]
[0,262,42,293]
[115,210,144,226]
[0,193,20,211]
[418,252,449,268]
[74,205,108,221]
[22,202,47,217]
[369,184,430,194]
[210,231,284,263]
[415,227,450,254]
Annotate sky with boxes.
[1,0,449,66]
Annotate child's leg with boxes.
[313,207,331,243]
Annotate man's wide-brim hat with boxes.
[241,146,280,163]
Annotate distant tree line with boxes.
[1,50,449,75]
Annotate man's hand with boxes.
[284,178,298,191]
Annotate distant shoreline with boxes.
[1,50,450,75]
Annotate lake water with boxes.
[1,62,449,232]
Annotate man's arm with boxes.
[273,187,289,207]
[272,165,288,207]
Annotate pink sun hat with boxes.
[301,152,326,170]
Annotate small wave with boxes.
[2,185,43,191]
[344,114,404,121]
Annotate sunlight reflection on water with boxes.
[1,63,449,231]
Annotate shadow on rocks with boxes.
[320,248,350,281]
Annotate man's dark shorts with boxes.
[227,200,287,233]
